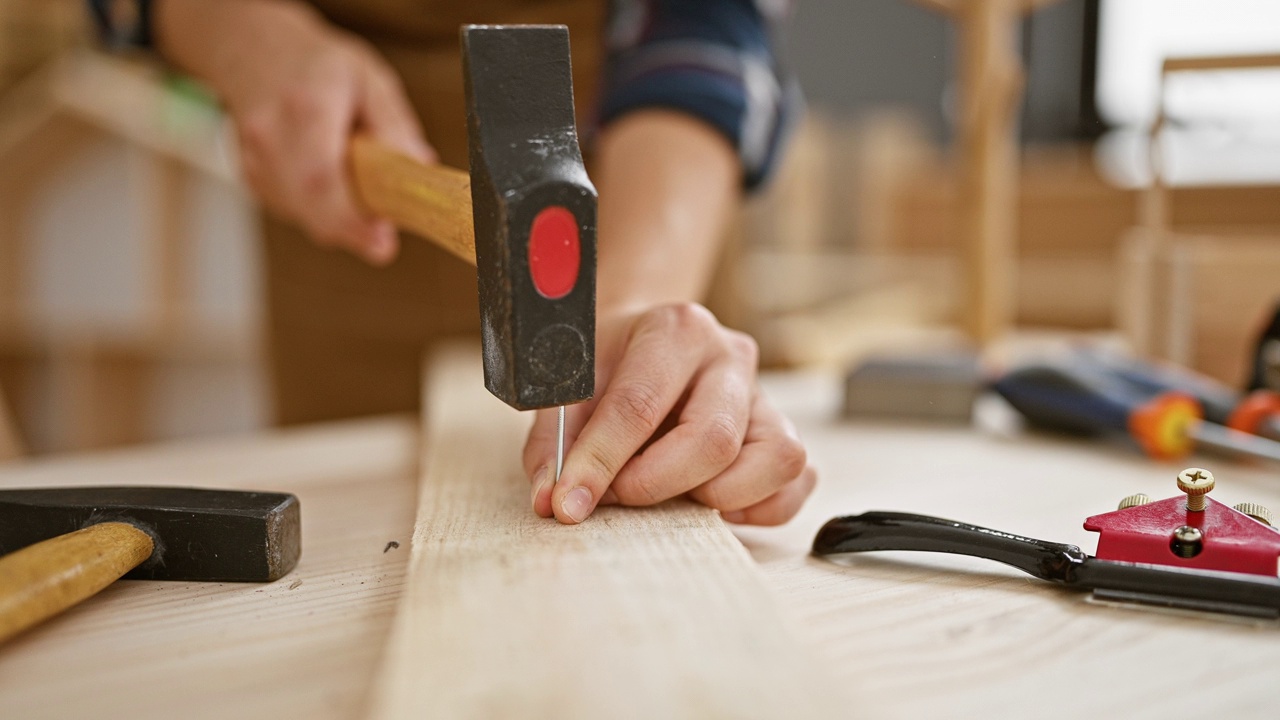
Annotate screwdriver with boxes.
[992,361,1280,464]
[1067,350,1280,442]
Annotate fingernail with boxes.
[721,511,746,524]
[560,487,594,523]
[530,465,549,507]
[599,488,619,506]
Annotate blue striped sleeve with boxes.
[600,0,801,190]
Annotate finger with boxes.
[524,402,594,518]
[358,62,436,164]
[550,311,708,524]
[719,465,817,527]
[687,395,808,512]
[609,350,754,506]
[522,399,596,479]
[274,78,394,263]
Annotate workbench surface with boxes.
[2,373,1278,718]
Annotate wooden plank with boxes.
[0,416,419,720]
[366,345,843,719]
[739,368,1280,720]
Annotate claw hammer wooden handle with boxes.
[0,522,153,643]
[348,135,477,265]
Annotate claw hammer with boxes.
[348,25,597,424]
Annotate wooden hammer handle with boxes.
[0,522,153,643]
[348,136,477,265]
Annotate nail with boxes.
[560,487,594,523]
[530,465,549,508]
[721,511,746,524]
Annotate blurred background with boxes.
[1,0,1278,456]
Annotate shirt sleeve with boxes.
[599,0,802,190]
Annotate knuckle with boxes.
[775,436,808,480]
[282,85,326,117]
[670,302,717,334]
[800,466,819,496]
[694,483,735,512]
[727,331,759,363]
[618,470,666,506]
[299,162,338,199]
[236,111,275,150]
[580,445,617,489]
[699,414,742,468]
[611,380,666,436]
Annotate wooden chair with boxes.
[1120,54,1280,384]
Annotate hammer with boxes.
[349,25,596,420]
[0,487,300,643]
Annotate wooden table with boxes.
[3,373,1279,718]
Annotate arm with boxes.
[151,0,432,264]
[523,2,815,527]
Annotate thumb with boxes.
[523,403,592,518]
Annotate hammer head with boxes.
[463,25,596,411]
[0,487,301,582]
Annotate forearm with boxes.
[152,0,324,100]
[593,110,741,314]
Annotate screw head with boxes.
[1177,468,1215,495]
[1232,502,1274,526]
[1170,525,1205,558]
[1177,468,1215,511]
[1173,525,1203,543]
[1117,493,1152,511]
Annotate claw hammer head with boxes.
[463,25,596,411]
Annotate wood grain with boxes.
[3,370,1280,718]
[348,136,476,264]
[739,370,1280,720]
[366,346,843,719]
[0,522,153,643]
[0,416,419,720]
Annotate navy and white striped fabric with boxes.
[601,0,801,189]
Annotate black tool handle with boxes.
[992,362,1148,437]
[1069,350,1240,425]
[812,511,1087,583]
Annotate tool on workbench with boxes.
[0,487,300,643]
[843,351,983,424]
[348,25,597,475]
[813,468,1280,619]
[1069,349,1280,443]
[992,359,1280,464]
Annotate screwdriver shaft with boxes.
[1191,421,1280,464]
[555,405,565,483]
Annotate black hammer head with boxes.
[462,25,596,411]
[0,487,301,582]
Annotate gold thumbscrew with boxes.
[1117,493,1152,510]
[1176,468,1215,512]
[1232,502,1274,526]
